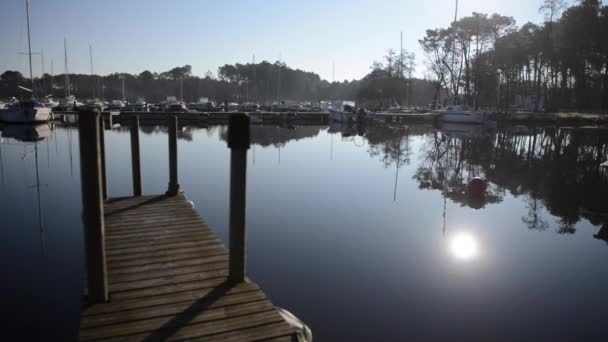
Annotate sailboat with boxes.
[0,0,51,124]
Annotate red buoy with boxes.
[468,177,487,195]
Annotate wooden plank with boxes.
[107,254,229,277]
[106,239,222,257]
[81,291,268,329]
[83,281,260,316]
[80,193,297,341]
[109,261,228,284]
[81,308,282,341]
[106,247,227,269]
[106,242,223,262]
[80,305,280,340]
[109,268,229,292]
[190,322,296,342]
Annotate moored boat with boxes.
[436,105,487,124]
[0,100,51,123]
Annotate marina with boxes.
[1,0,607,340]
[2,115,608,340]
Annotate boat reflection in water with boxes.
[0,123,51,254]
[0,123,51,142]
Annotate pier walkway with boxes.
[76,111,301,341]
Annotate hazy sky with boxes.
[1,0,555,81]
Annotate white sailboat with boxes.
[328,101,356,123]
[435,105,487,124]
[0,0,51,123]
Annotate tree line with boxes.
[420,0,608,113]
[0,59,438,106]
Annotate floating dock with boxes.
[76,111,303,341]
[79,194,298,341]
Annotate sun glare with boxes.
[449,232,479,261]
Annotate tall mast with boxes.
[277,53,281,101]
[25,0,34,96]
[332,61,335,83]
[64,38,70,97]
[400,31,404,106]
[253,54,256,101]
[41,49,45,95]
[400,31,403,78]
[121,76,125,101]
[89,45,94,98]
[50,59,53,96]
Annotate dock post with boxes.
[167,116,181,196]
[77,109,108,303]
[227,113,250,283]
[130,116,142,196]
[99,117,108,201]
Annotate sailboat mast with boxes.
[50,59,53,95]
[41,49,45,95]
[64,38,70,97]
[25,0,34,96]
[89,45,94,98]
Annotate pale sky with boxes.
[0,0,555,81]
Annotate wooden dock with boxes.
[76,111,304,341]
[79,194,297,341]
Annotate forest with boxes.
[0,59,437,108]
[419,0,608,112]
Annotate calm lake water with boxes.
[1,121,607,341]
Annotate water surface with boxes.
[1,121,607,341]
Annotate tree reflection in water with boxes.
[365,124,608,237]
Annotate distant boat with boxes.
[42,97,59,109]
[0,100,51,123]
[436,105,487,124]
[0,1,51,124]
[84,99,105,110]
[188,100,216,112]
[58,95,84,111]
[108,100,125,110]
[164,100,188,112]
[329,102,356,123]
[124,98,150,112]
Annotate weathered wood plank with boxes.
[107,255,229,278]
[81,291,268,329]
[83,282,260,316]
[80,194,297,341]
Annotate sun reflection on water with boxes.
[449,232,479,261]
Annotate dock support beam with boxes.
[227,114,250,283]
[78,109,108,303]
[167,116,180,196]
[130,116,142,196]
[99,117,108,201]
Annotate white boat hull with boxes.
[329,109,353,123]
[0,107,52,123]
[437,110,486,124]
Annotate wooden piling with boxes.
[130,116,142,196]
[77,109,108,303]
[167,116,180,196]
[99,117,108,201]
[227,114,250,283]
